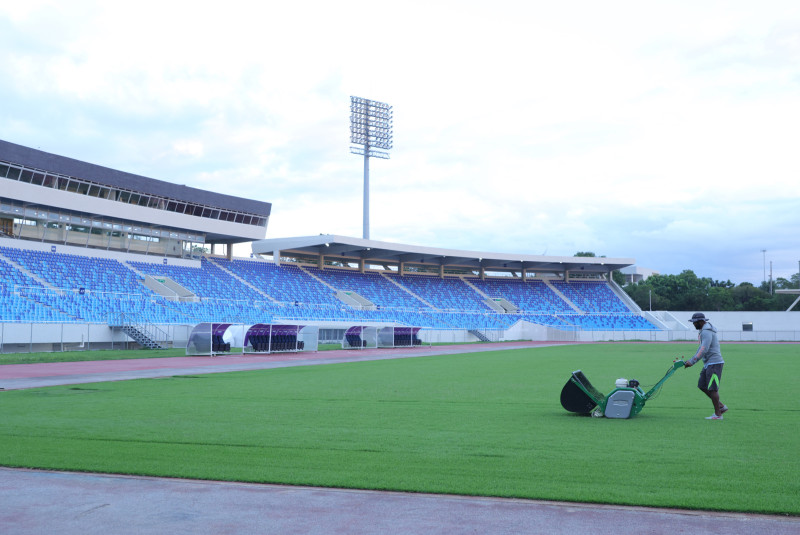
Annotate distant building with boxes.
[620,266,659,284]
[0,139,271,259]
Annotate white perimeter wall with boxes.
[669,311,799,332]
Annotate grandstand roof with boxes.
[251,235,634,275]
[0,139,271,217]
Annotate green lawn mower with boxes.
[560,360,685,418]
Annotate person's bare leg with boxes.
[702,389,723,416]
[709,391,722,416]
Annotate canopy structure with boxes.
[342,325,425,349]
[243,324,318,353]
[342,326,377,349]
[379,326,423,348]
[186,322,235,356]
[252,234,634,278]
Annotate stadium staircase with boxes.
[606,279,670,331]
[644,310,685,331]
[299,266,377,310]
[207,258,278,303]
[117,324,167,349]
[605,278,639,312]
[468,329,492,342]
[462,278,503,312]
[0,253,58,291]
[298,265,339,291]
[380,273,438,309]
[542,279,582,312]
[462,278,519,313]
[109,313,168,349]
[335,290,375,310]
[141,274,198,302]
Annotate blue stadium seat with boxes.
[0,246,657,330]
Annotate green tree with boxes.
[622,268,799,312]
[730,283,770,311]
[708,286,734,311]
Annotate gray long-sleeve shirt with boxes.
[686,322,724,367]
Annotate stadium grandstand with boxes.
[3,139,790,354]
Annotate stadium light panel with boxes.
[350,95,393,240]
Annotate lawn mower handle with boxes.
[643,359,685,400]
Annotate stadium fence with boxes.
[1,321,798,355]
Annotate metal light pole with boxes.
[350,96,393,240]
[761,249,766,285]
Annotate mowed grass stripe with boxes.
[0,343,797,514]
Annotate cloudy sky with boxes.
[1,1,798,284]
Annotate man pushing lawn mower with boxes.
[561,312,729,420]
[679,312,728,420]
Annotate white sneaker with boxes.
[705,414,723,420]
[720,404,728,414]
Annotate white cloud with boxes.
[1,0,799,283]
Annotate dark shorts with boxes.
[698,363,723,392]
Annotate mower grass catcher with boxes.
[560,360,685,418]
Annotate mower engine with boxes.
[603,380,646,419]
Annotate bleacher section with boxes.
[0,245,658,331]
[390,274,492,312]
[550,280,630,313]
[467,278,574,313]
[304,267,426,310]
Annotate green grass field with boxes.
[0,343,797,514]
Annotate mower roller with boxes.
[560,360,685,418]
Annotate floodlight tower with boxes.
[350,96,393,240]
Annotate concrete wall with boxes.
[670,311,799,332]
[1,311,798,353]
[0,323,193,353]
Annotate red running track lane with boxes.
[0,353,327,378]
[0,341,564,390]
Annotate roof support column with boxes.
[359,259,365,273]
[439,264,444,278]
[273,249,281,265]
[318,255,324,270]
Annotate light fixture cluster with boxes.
[350,96,393,159]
